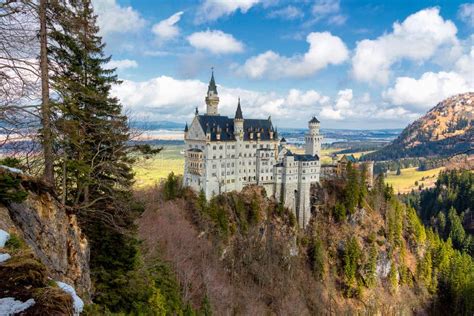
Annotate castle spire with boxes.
[205,68,220,115]
[184,122,188,132]
[208,68,218,95]
[235,97,243,119]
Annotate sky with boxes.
[92,0,474,129]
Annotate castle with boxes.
[183,73,322,227]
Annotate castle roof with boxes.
[294,154,319,161]
[340,154,357,163]
[196,114,275,142]
[309,116,320,124]
[184,122,188,132]
[235,98,243,119]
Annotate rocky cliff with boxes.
[0,166,91,301]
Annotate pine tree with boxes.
[49,0,134,213]
[47,1,148,312]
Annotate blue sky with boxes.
[92,0,473,129]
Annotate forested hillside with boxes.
[134,168,474,315]
[405,170,474,255]
[363,93,473,161]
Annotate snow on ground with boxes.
[0,253,11,263]
[56,281,84,315]
[0,298,35,315]
[0,165,23,174]
[0,229,10,247]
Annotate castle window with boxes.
[253,145,257,148]
[245,145,249,148]
[212,146,216,150]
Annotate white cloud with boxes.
[152,11,183,41]
[304,0,346,26]
[105,59,138,70]
[312,0,340,16]
[236,32,349,79]
[320,89,420,121]
[352,8,458,84]
[112,76,329,123]
[112,75,415,128]
[383,71,473,110]
[187,30,244,54]
[268,6,304,20]
[92,0,145,36]
[195,0,261,23]
[458,3,474,27]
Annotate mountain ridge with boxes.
[363,92,474,161]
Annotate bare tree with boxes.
[0,0,42,173]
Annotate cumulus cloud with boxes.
[92,0,145,36]
[111,76,330,123]
[352,8,458,84]
[319,89,419,122]
[236,32,349,79]
[152,11,183,41]
[112,75,414,128]
[268,6,304,20]
[458,3,474,27]
[195,0,261,23]
[105,59,138,70]
[187,30,244,54]
[383,71,473,110]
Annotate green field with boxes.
[385,166,445,193]
[133,145,184,188]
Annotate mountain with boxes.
[363,92,473,161]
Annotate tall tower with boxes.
[234,98,244,138]
[305,116,323,157]
[205,70,219,115]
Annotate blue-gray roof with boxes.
[197,115,275,142]
[294,154,319,161]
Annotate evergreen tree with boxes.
[344,162,360,214]
[49,0,134,213]
[47,1,148,312]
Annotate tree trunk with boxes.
[39,0,54,184]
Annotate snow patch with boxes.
[0,253,11,263]
[0,297,35,315]
[56,281,84,315]
[0,229,10,247]
[0,165,23,174]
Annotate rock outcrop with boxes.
[0,166,91,300]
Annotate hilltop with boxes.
[363,93,473,161]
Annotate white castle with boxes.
[183,73,322,227]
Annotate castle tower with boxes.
[205,71,219,115]
[305,116,322,157]
[234,98,244,139]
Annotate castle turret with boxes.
[184,122,189,139]
[305,116,322,157]
[205,71,219,115]
[234,98,244,139]
[280,137,287,149]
